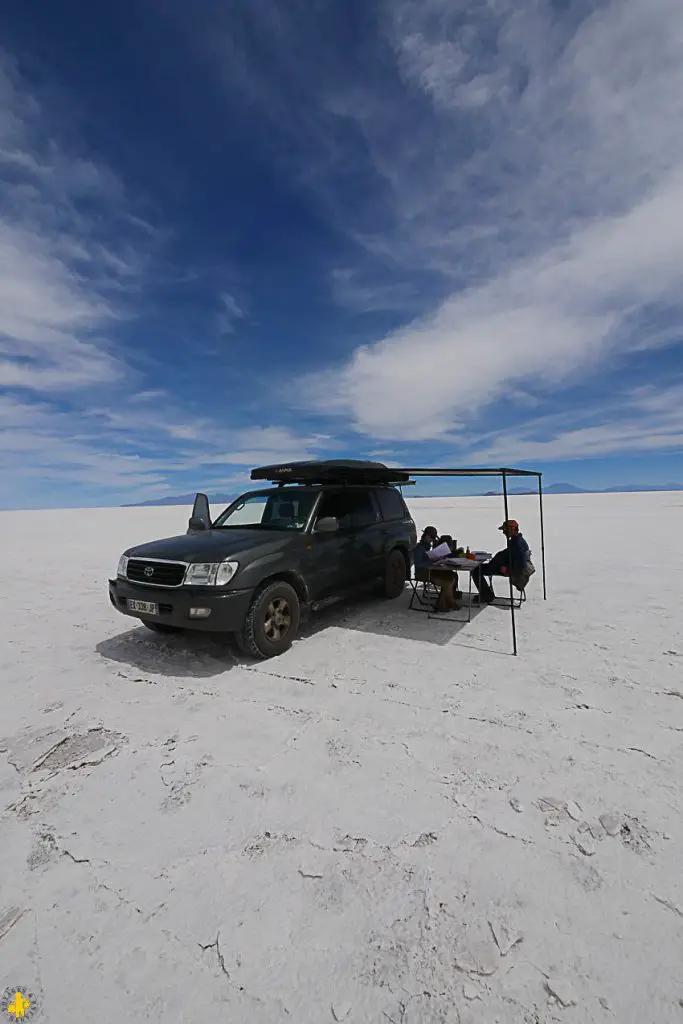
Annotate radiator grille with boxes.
[126,559,186,587]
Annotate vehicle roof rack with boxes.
[250,459,411,486]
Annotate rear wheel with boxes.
[141,620,182,635]
[238,581,301,660]
[383,549,408,599]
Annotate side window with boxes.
[375,487,407,522]
[316,490,379,530]
[316,490,348,523]
[346,489,378,529]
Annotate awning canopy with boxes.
[398,466,540,477]
[392,465,546,656]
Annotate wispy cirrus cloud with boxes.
[0,52,336,506]
[216,291,247,335]
[0,51,157,396]
[0,52,179,505]
[329,267,422,315]
[305,0,683,441]
[0,395,176,504]
[0,388,341,507]
[5,0,682,507]
[85,408,338,468]
[302,170,683,440]
[460,380,683,464]
[194,0,683,449]
[189,425,341,467]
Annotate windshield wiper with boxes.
[212,524,262,529]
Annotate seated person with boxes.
[435,534,460,595]
[413,526,437,573]
[472,520,532,604]
[413,527,460,613]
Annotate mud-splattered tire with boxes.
[383,548,408,599]
[141,620,182,634]
[237,581,301,660]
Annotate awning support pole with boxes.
[502,470,518,656]
[538,473,547,600]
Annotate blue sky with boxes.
[1,0,683,509]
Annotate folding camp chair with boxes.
[409,568,470,619]
[408,574,440,612]
[494,586,527,609]
[488,576,528,609]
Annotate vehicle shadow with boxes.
[97,587,509,678]
[303,587,486,647]
[96,625,241,679]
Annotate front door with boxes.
[299,491,348,601]
[342,490,385,583]
[305,488,384,596]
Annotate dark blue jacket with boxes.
[507,534,531,575]
[413,540,432,570]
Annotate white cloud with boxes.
[329,268,420,314]
[301,170,683,440]
[189,425,342,467]
[274,0,683,443]
[0,217,124,391]
[0,391,342,507]
[0,395,176,502]
[85,411,337,466]
[0,53,153,395]
[216,291,247,334]
[0,50,343,507]
[461,382,683,464]
[468,422,683,464]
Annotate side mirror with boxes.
[187,515,208,532]
[315,516,339,534]
[187,492,211,534]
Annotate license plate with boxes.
[128,599,158,615]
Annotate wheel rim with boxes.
[263,597,292,642]
[389,555,404,588]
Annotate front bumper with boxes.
[108,578,253,632]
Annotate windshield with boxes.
[212,489,318,531]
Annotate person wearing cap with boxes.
[471,520,531,604]
[413,526,438,570]
[413,526,460,612]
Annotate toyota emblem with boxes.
[144,566,154,578]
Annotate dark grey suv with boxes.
[108,460,417,659]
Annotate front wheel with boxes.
[141,620,182,635]
[382,549,408,599]
[238,581,301,660]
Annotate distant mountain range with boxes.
[125,481,683,506]
[481,482,683,496]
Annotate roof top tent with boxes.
[250,459,411,486]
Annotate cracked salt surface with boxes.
[32,728,123,772]
[1,495,683,1022]
[545,976,578,1008]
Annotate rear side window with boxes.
[316,489,379,529]
[346,490,379,528]
[375,487,408,522]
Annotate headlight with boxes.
[184,560,239,586]
[215,560,239,585]
[117,554,129,578]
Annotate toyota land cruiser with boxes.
[108,460,417,659]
